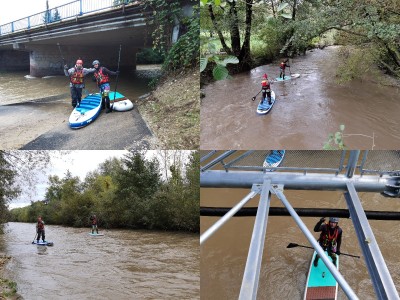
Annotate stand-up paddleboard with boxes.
[88,233,104,236]
[275,73,300,81]
[263,150,285,171]
[32,241,54,246]
[304,251,339,300]
[109,91,134,112]
[256,91,276,115]
[69,93,102,129]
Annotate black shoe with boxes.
[313,259,318,267]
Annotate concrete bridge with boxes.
[0,0,194,76]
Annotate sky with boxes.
[0,0,102,25]
[10,150,128,209]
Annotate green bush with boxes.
[137,48,165,64]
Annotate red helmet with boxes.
[263,73,268,79]
[76,59,83,65]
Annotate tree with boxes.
[52,8,61,22]
[0,152,20,226]
[203,0,255,71]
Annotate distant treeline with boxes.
[9,151,199,233]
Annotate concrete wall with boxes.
[0,50,29,71]
[28,45,137,77]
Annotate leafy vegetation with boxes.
[200,0,400,80]
[9,151,199,233]
[143,0,199,72]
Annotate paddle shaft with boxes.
[111,44,122,109]
[32,232,37,244]
[57,43,66,66]
[291,244,360,258]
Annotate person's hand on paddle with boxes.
[320,217,326,223]
[336,250,341,256]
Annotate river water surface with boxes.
[201,46,400,149]
[2,222,199,299]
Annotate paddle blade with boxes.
[287,243,298,248]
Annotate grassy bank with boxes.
[0,255,19,300]
[138,68,200,149]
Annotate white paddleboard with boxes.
[113,99,134,111]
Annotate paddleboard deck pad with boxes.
[263,150,285,171]
[256,91,276,115]
[89,233,104,236]
[304,251,339,300]
[69,93,102,129]
[33,241,54,246]
[275,73,300,81]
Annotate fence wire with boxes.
[201,151,400,175]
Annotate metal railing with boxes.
[200,150,400,299]
[0,0,136,36]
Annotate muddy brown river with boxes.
[201,46,400,149]
[2,222,199,299]
[200,188,400,299]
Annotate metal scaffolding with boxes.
[200,150,400,300]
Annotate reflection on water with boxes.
[2,222,199,299]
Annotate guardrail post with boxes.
[11,22,14,33]
[28,17,30,29]
[79,0,83,16]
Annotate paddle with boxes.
[32,233,37,244]
[287,243,361,258]
[111,44,122,112]
[252,89,262,101]
[57,43,66,67]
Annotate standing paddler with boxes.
[313,217,342,267]
[64,59,96,108]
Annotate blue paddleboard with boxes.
[256,91,276,115]
[33,241,54,246]
[69,93,102,129]
[263,150,285,171]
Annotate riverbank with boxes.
[137,67,200,149]
[0,255,19,300]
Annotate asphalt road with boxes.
[21,106,157,150]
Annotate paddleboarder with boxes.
[90,214,99,234]
[64,59,96,108]
[279,58,290,79]
[92,60,120,113]
[313,217,342,267]
[36,216,46,243]
[261,73,272,105]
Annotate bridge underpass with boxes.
[0,0,194,76]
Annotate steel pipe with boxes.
[200,189,258,245]
[239,180,271,300]
[201,171,390,192]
